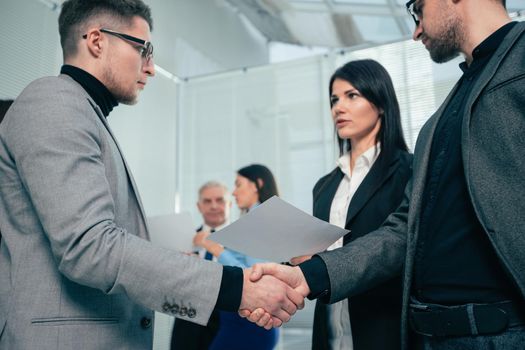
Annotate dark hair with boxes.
[329,59,408,162]
[0,100,14,124]
[237,164,279,203]
[59,0,153,58]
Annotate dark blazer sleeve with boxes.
[319,153,412,303]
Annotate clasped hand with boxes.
[239,263,310,329]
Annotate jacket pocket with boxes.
[31,317,119,326]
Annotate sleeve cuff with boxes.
[214,266,243,311]
[299,256,330,302]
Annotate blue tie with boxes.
[204,229,215,260]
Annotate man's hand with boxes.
[193,230,224,257]
[251,263,310,296]
[193,230,211,247]
[239,267,305,329]
[239,263,310,329]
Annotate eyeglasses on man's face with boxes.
[405,0,422,27]
[82,28,154,63]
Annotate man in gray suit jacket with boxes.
[0,1,304,349]
[245,0,525,349]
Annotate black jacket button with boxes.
[140,317,152,329]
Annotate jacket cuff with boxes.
[299,256,330,302]
[215,266,243,311]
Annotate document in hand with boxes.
[147,212,195,253]
[210,196,349,262]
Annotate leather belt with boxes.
[409,299,525,337]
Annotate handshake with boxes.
[238,262,311,329]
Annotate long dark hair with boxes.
[237,164,279,203]
[329,59,408,163]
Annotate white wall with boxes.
[108,76,178,216]
[0,0,63,99]
[177,55,334,222]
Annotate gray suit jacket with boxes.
[317,22,525,350]
[0,74,223,349]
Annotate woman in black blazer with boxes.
[293,59,412,350]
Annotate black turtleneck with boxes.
[60,65,118,117]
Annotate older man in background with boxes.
[171,181,232,350]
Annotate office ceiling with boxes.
[224,0,525,48]
[38,0,525,49]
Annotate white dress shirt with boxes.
[326,144,380,350]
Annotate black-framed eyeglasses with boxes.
[405,0,421,27]
[82,28,154,62]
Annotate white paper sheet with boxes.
[147,212,195,253]
[210,196,349,262]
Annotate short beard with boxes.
[425,14,464,63]
[102,66,138,105]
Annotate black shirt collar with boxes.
[459,21,517,73]
[60,65,118,118]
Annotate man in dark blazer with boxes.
[0,1,303,348]
[245,1,525,349]
[171,181,232,350]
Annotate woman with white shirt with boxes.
[292,59,412,350]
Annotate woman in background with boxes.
[194,164,280,350]
[293,59,412,350]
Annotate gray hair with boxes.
[198,181,230,200]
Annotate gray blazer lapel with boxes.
[408,82,459,239]
[87,99,150,237]
[462,22,525,176]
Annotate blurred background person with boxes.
[192,181,232,260]
[171,181,231,350]
[193,164,280,349]
[233,164,279,215]
[291,59,412,350]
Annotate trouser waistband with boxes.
[409,298,525,337]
